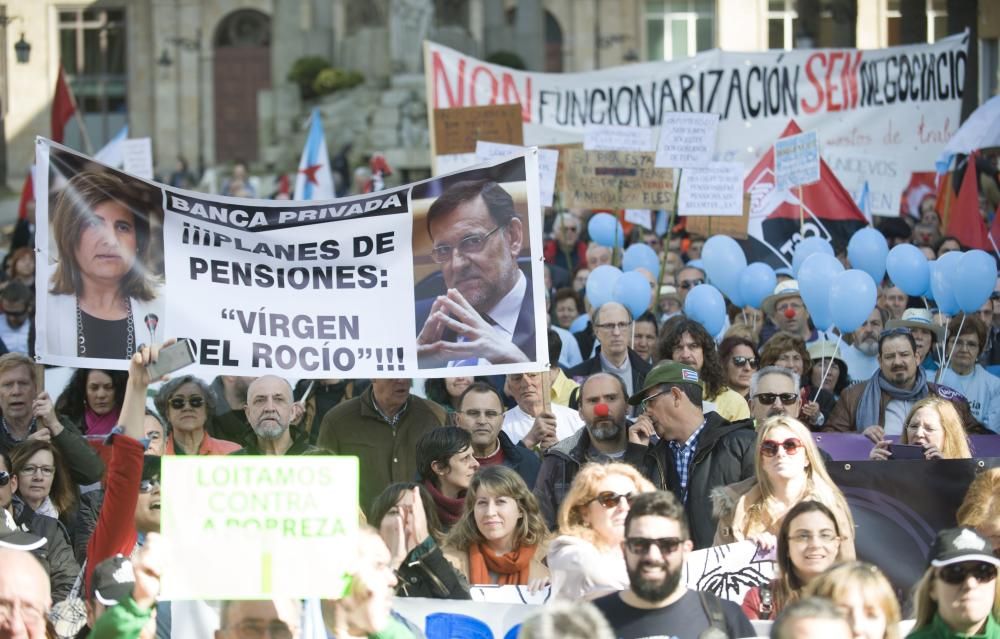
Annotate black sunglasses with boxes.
[732,356,759,369]
[752,392,798,406]
[169,396,205,410]
[588,491,634,509]
[625,536,683,555]
[938,562,998,585]
[0,471,9,487]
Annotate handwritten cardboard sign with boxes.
[433,104,523,155]
[775,130,820,190]
[679,162,745,217]
[561,149,674,210]
[656,112,720,168]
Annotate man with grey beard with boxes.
[232,376,322,455]
[838,307,888,382]
[533,372,646,528]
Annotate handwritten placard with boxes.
[561,149,674,210]
[655,112,720,168]
[775,130,820,190]
[476,141,559,207]
[583,125,656,152]
[678,162,745,217]
[433,105,523,156]
[122,137,154,180]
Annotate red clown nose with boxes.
[594,403,610,417]
[784,307,796,319]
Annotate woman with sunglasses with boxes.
[740,500,850,620]
[153,376,239,455]
[714,416,855,560]
[804,562,902,639]
[908,527,1000,638]
[720,336,759,400]
[869,397,972,461]
[759,332,835,430]
[547,462,655,600]
[10,440,81,542]
[443,465,549,586]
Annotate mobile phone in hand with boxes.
[146,339,196,379]
[889,443,926,460]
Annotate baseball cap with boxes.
[91,555,135,606]
[928,527,1000,568]
[628,360,700,405]
[0,508,45,551]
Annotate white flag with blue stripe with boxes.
[294,108,335,200]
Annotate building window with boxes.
[644,0,715,61]
[886,0,948,46]
[767,0,797,50]
[58,8,127,147]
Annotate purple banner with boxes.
[813,433,1000,461]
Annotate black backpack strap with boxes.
[697,590,730,639]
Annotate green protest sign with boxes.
[160,456,358,600]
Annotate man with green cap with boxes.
[624,360,756,550]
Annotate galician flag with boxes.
[294,108,335,200]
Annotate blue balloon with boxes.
[955,250,998,313]
[792,237,834,276]
[585,264,623,308]
[702,235,748,303]
[886,244,930,296]
[569,313,590,334]
[587,213,625,248]
[799,253,844,331]
[684,284,727,336]
[738,263,778,309]
[930,252,962,315]
[847,228,889,283]
[687,259,705,272]
[622,243,660,279]
[613,271,653,318]
[828,269,877,333]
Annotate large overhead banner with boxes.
[425,34,967,179]
[34,140,547,378]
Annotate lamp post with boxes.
[0,15,30,64]
[157,29,203,177]
[0,14,30,188]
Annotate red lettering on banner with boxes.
[432,51,465,108]
[470,65,499,105]
[802,53,826,114]
[826,52,844,111]
[502,75,532,122]
[843,51,862,109]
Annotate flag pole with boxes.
[654,168,683,312]
[798,185,804,233]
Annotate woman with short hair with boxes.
[415,426,480,527]
[547,462,655,600]
[443,465,549,586]
[154,375,239,455]
[760,331,834,429]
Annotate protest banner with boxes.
[823,148,910,217]
[476,141,559,207]
[159,456,359,600]
[655,112,719,169]
[683,540,776,605]
[828,458,1000,601]
[774,130,820,190]
[583,125,656,152]
[683,193,750,239]
[813,433,1000,460]
[34,140,547,377]
[560,148,674,210]
[425,35,966,197]
[678,161,744,217]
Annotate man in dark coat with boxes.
[455,382,540,488]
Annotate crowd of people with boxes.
[0,159,999,639]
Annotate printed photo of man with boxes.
[414,177,536,369]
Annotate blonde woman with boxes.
[957,469,1000,557]
[443,465,549,586]
[908,527,1000,638]
[804,562,901,639]
[713,415,855,558]
[870,396,972,461]
[547,462,655,600]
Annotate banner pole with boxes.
[653,168,683,313]
[798,185,805,234]
[542,370,552,415]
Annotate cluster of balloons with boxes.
[886,244,997,316]
[691,237,778,335]
[584,214,655,318]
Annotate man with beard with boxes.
[748,367,802,424]
[454,382,540,488]
[592,491,755,638]
[534,373,644,528]
[825,328,977,437]
[415,179,536,368]
[837,307,887,383]
[231,376,322,455]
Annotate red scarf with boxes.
[468,542,536,585]
[422,479,465,526]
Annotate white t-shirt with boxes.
[502,403,585,445]
[938,365,1000,434]
[840,343,879,383]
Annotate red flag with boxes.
[946,154,991,251]
[16,172,32,221]
[51,66,76,144]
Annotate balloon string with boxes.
[934,316,950,384]
[813,334,842,403]
[941,313,965,376]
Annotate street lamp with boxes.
[158,31,203,176]
[0,16,30,63]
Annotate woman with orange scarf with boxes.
[443,465,549,586]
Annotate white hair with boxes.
[749,366,800,396]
